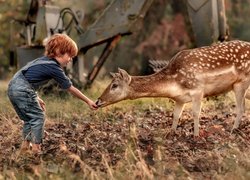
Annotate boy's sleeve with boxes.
[49,65,72,89]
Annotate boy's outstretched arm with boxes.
[67,85,98,110]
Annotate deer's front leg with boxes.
[191,91,203,136]
[171,102,185,131]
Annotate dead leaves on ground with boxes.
[0,106,250,178]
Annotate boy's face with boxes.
[56,53,73,67]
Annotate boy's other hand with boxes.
[38,97,46,111]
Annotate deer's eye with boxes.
[111,83,118,89]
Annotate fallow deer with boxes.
[96,40,250,136]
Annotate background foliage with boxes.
[1,0,250,79]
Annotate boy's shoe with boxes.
[20,141,32,154]
[31,143,42,155]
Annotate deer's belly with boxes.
[202,69,238,96]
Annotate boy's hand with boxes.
[67,85,98,110]
[37,97,46,111]
[87,100,98,110]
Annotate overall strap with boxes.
[12,57,57,80]
[20,57,57,72]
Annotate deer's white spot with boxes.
[172,74,178,78]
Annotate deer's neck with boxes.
[128,72,177,99]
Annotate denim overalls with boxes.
[8,59,56,144]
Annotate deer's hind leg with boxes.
[245,88,250,101]
[232,82,249,130]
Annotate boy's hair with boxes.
[44,34,78,58]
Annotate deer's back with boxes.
[159,40,250,96]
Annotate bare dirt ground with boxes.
[0,103,250,179]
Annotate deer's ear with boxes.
[118,68,131,84]
[110,72,115,78]
[110,72,120,78]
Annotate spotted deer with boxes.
[96,40,250,136]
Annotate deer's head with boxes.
[96,68,132,107]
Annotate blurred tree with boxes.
[0,0,30,78]
[226,0,250,40]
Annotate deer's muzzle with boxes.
[95,99,106,108]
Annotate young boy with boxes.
[7,34,98,154]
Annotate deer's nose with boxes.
[95,98,106,107]
[95,99,101,107]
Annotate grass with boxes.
[1,78,250,179]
